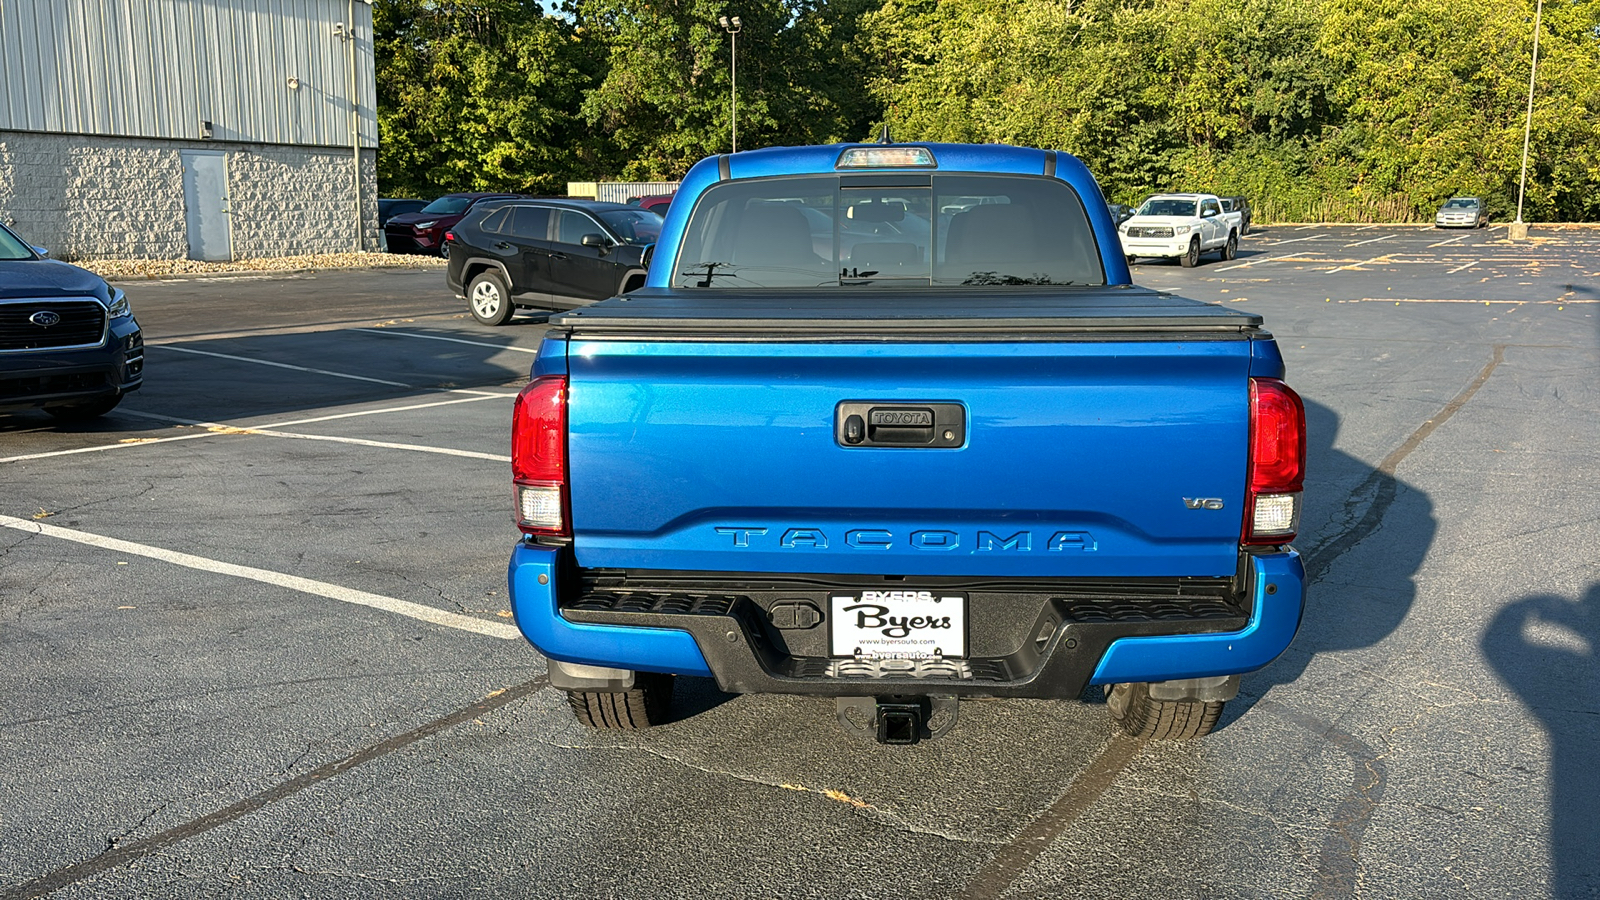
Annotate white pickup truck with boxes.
[1119,193,1242,268]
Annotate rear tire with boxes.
[45,394,123,421]
[1105,682,1223,740]
[1221,230,1238,261]
[1180,237,1201,268]
[468,270,515,326]
[566,673,674,730]
[1125,255,1137,266]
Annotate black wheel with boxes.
[467,270,515,326]
[1125,255,1137,266]
[1180,237,1201,268]
[1105,682,1223,740]
[566,673,674,730]
[1240,219,1250,235]
[45,394,123,421]
[1221,230,1238,261]
[439,242,451,259]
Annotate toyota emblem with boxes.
[29,310,61,327]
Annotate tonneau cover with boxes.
[550,286,1262,338]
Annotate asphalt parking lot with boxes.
[2,223,1597,899]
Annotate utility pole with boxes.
[336,0,372,252]
[719,15,742,153]
[1511,0,1542,241]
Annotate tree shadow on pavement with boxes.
[1482,583,1600,899]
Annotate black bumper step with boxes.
[560,582,1248,699]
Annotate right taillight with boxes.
[512,374,569,537]
[1244,377,1305,545]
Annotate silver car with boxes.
[1435,197,1487,228]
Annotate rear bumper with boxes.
[0,317,143,412]
[508,544,1304,697]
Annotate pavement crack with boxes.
[106,801,175,850]
[534,738,1003,846]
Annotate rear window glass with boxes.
[673,174,1104,288]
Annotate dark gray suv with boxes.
[444,199,663,325]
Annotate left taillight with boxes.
[1243,377,1306,545]
[512,374,569,537]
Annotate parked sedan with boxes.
[445,199,662,325]
[1435,197,1488,228]
[0,223,143,419]
[385,192,520,257]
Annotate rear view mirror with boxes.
[847,200,906,223]
[581,233,610,252]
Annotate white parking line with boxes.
[1447,259,1481,274]
[0,394,514,465]
[111,408,511,461]
[352,328,541,354]
[238,428,509,461]
[1294,225,1319,231]
[1217,256,1276,272]
[0,431,225,464]
[153,345,412,387]
[1357,224,1383,231]
[1429,235,1470,248]
[0,515,522,640]
[1267,236,1319,246]
[1345,234,1398,248]
[1328,254,1392,273]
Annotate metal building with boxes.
[0,0,378,261]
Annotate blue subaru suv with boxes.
[0,224,143,420]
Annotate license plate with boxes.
[828,590,968,659]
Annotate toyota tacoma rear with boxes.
[507,142,1306,744]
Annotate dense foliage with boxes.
[376,0,1600,221]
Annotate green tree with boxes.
[574,0,886,180]
[375,0,613,197]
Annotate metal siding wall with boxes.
[0,0,375,147]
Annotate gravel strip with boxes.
[75,252,447,281]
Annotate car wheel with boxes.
[468,271,515,326]
[1221,230,1238,261]
[1105,682,1223,740]
[1125,255,1137,267]
[1180,237,1201,268]
[1240,219,1250,236]
[44,394,123,421]
[439,242,451,260]
[566,673,674,729]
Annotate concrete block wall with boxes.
[0,130,377,260]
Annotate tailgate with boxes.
[565,338,1251,578]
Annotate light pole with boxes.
[718,15,742,153]
[1512,0,1543,241]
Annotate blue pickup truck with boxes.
[507,142,1306,744]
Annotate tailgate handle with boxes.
[836,402,964,448]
